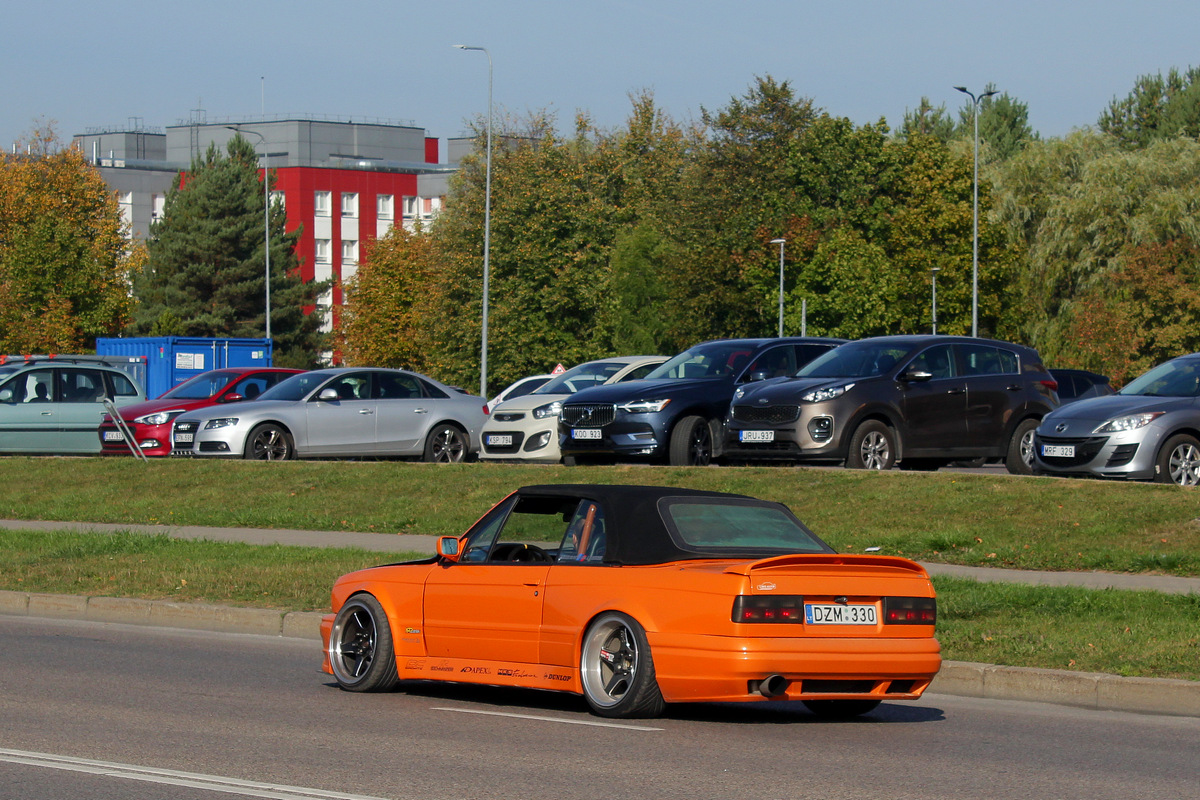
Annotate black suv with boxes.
[723,335,1059,474]
[558,337,845,466]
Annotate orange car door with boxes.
[422,562,551,663]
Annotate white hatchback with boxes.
[479,356,665,462]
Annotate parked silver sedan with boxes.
[171,368,488,461]
[1033,353,1200,485]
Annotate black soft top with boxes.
[511,484,832,565]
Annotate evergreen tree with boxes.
[955,85,1037,162]
[1099,67,1200,148]
[899,97,956,143]
[131,135,326,367]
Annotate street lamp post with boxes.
[769,238,786,337]
[226,127,271,342]
[931,266,940,335]
[455,44,493,399]
[954,85,997,338]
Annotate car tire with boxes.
[423,424,468,463]
[802,699,882,719]
[846,420,895,470]
[1004,418,1040,475]
[669,415,714,466]
[579,612,665,718]
[1154,434,1200,486]
[327,594,399,692]
[243,423,294,460]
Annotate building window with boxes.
[270,191,285,210]
[315,239,331,263]
[315,191,331,216]
[341,192,358,217]
[342,240,358,265]
[151,193,165,220]
[377,194,393,220]
[403,196,418,218]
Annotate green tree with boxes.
[131,135,326,367]
[1099,67,1200,148]
[899,97,956,143]
[956,86,1038,162]
[0,124,136,353]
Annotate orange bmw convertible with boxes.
[321,484,940,719]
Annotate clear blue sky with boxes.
[4,0,1198,153]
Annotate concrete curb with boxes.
[2,588,1196,718]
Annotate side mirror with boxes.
[747,370,771,383]
[0,389,13,403]
[319,388,340,402]
[436,536,461,562]
[900,370,933,383]
[223,393,245,403]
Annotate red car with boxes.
[99,368,302,457]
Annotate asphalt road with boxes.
[2,616,1197,800]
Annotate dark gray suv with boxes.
[724,335,1059,474]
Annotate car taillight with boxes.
[1040,379,1059,392]
[883,597,936,625]
[732,595,804,623]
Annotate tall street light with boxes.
[455,44,493,399]
[226,126,272,342]
[931,266,940,335]
[954,85,997,338]
[769,238,786,337]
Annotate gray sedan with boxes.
[1033,353,1200,485]
[171,368,487,461]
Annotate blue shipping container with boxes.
[96,337,273,399]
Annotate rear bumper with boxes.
[649,630,942,703]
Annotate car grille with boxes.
[561,404,616,428]
[492,412,525,422]
[1035,434,1108,467]
[731,404,800,425]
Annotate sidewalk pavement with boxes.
[2,518,1198,718]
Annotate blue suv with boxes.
[558,337,844,466]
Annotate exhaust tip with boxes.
[757,674,791,698]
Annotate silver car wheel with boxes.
[860,431,891,470]
[423,425,467,463]
[1167,441,1200,486]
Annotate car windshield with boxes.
[645,342,757,381]
[797,341,912,379]
[258,371,333,402]
[536,361,632,394]
[1120,359,1200,398]
[160,370,242,400]
[660,498,832,554]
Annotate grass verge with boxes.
[1,457,1198,575]
[2,528,1197,681]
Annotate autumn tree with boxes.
[0,124,137,353]
[131,135,326,367]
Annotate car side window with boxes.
[557,502,607,564]
[960,344,1017,377]
[744,346,796,380]
[108,372,139,398]
[58,369,107,403]
[232,376,268,399]
[417,378,449,399]
[323,373,369,401]
[15,370,55,403]
[907,345,956,380]
[620,363,658,381]
[373,373,420,400]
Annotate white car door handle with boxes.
[358,408,374,415]
[414,408,428,414]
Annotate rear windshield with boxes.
[659,498,833,555]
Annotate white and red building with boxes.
[74,116,469,339]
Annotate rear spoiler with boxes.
[723,553,929,576]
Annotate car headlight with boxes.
[734,387,746,401]
[1093,412,1165,434]
[203,418,240,430]
[134,410,186,426]
[801,383,854,403]
[532,401,562,419]
[617,399,671,414]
